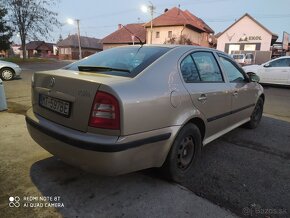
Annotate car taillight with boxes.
[89,91,120,129]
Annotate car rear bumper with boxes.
[26,108,179,175]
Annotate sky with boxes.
[14,0,290,43]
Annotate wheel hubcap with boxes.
[177,136,195,170]
[2,70,13,80]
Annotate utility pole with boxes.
[149,2,155,44]
[76,19,82,59]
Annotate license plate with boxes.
[39,94,71,117]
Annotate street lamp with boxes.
[67,18,82,59]
[141,2,155,44]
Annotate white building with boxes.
[217,13,278,54]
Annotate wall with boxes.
[217,16,273,53]
[146,26,210,47]
[146,26,184,44]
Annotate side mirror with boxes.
[247,72,260,83]
[264,63,271,68]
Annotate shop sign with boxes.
[239,35,262,42]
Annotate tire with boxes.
[162,123,202,183]
[0,68,14,81]
[245,97,264,129]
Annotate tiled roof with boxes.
[102,23,146,44]
[26,41,54,51]
[57,34,103,50]
[144,7,214,33]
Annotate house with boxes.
[143,7,214,47]
[57,34,103,60]
[216,13,278,54]
[11,44,21,56]
[102,24,146,50]
[26,41,54,58]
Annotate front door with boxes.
[218,55,258,126]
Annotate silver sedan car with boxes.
[26,45,264,182]
[0,60,22,81]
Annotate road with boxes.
[1,61,290,217]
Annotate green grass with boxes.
[1,57,53,64]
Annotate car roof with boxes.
[274,56,290,60]
[113,44,230,57]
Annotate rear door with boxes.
[180,51,232,138]
[218,55,258,126]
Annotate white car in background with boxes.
[231,53,253,66]
[243,56,290,85]
[0,60,22,81]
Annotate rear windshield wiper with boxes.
[78,66,130,73]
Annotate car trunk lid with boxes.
[32,69,126,132]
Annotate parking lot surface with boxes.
[0,61,289,217]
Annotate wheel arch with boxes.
[0,67,16,76]
[187,117,206,141]
[259,93,265,103]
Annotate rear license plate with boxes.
[39,94,71,117]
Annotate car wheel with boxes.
[162,123,202,183]
[0,68,14,81]
[245,97,264,129]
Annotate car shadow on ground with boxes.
[30,116,290,218]
[178,116,290,217]
[30,157,165,217]
[30,157,231,218]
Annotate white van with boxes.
[231,53,254,65]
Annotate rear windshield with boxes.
[63,46,171,77]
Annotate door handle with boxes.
[233,91,238,97]
[198,94,207,102]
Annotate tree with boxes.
[0,6,12,52]
[164,34,193,45]
[3,0,60,59]
[57,34,63,44]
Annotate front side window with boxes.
[168,31,172,38]
[219,56,246,82]
[191,52,223,82]
[269,58,289,67]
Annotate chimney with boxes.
[164,8,168,13]
[118,24,122,30]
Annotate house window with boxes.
[156,31,160,38]
[168,31,172,38]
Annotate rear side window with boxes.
[180,51,223,83]
[219,56,246,82]
[180,55,200,82]
[192,52,223,82]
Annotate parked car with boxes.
[0,60,22,81]
[231,53,253,65]
[25,45,264,182]
[243,56,290,85]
